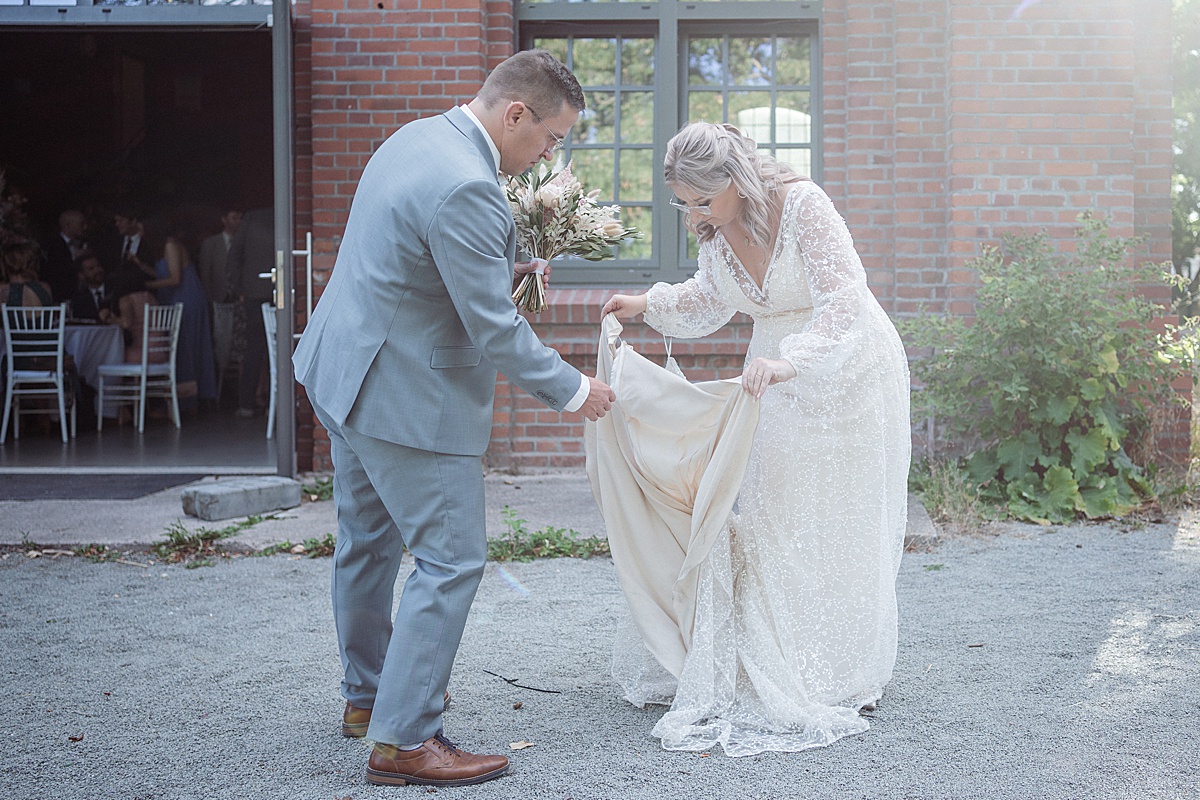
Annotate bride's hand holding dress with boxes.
[600,293,646,320]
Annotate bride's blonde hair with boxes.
[663,122,807,247]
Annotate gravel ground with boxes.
[2,517,1199,799]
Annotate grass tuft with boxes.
[488,506,610,562]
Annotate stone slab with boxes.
[181,476,302,522]
[904,492,940,550]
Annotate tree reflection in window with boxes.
[533,35,655,263]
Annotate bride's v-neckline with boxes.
[716,184,799,303]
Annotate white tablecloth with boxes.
[65,324,123,416]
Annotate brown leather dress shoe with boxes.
[366,735,509,787]
[341,702,372,738]
[341,691,453,738]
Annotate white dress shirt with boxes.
[122,233,142,260]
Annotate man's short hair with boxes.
[73,251,102,272]
[477,49,585,118]
[113,202,143,222]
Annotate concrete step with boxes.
[181,476,302,522]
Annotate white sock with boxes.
[397,742,424,751]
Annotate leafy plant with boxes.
[256,533,337,558]
[153,514,271,565]
[908,459,992,534]
[1172,0,1200,267]
[901,214,1194,524]
[73,544,118,563]
[489,506,610,562]
[302,475,333,502]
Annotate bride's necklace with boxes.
[723,224,771,270]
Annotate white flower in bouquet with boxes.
[506,162,641,313]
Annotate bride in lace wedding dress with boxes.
[598,123,911,757]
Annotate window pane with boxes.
[774,91,812,145]
[618,148,654,200]
[688,38,724,86]
[523,32,659,269]
[572,38,618,87]
[521,25,816,278]
[618,205,652,260]
[621,38,656,86]
[533,38,568,64]
[688,91,723,123]
[777,148,812,177]
[619,92,654,143]
[775,37,811,85]
[729,90,773,143]
[571,148,614,199]
[578,90,616,144]
[728,37,772,86]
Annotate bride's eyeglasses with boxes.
[668,198,713,216]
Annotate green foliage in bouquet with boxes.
[900,213,1196,524]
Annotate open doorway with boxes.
[0,28,278,474]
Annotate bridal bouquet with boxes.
[506,162,640,313]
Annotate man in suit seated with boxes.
[41,208,90,302]
[69,253,108,321]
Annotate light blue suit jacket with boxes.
[293,107,583,456]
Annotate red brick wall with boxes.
[292,0,1176,472]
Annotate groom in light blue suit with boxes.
[293,51,614,788]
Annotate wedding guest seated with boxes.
[69,253,109,321]
[98,267,160,364]
[2,242,76,430]
[41,209,91,302]
[1,243,53,307]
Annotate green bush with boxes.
[900,213,1194,524]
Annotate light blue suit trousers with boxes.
[314,402,486,745]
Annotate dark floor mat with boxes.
[1,473,206,501]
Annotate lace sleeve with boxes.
[643,245,736,339]
[779,185,874,377]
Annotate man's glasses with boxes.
[527,106,566,153]
[668,198,714,216]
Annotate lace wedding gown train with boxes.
[591,181,911,757]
